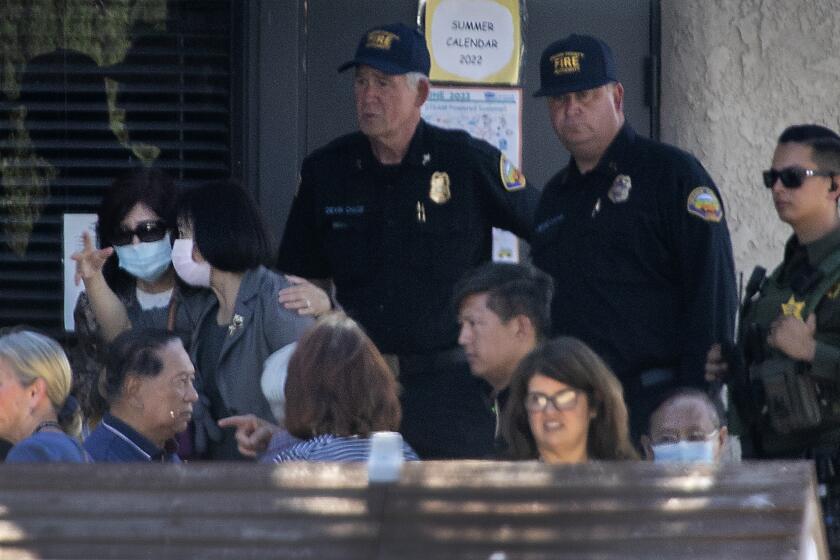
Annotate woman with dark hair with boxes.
[272,313,417,462]
[174,180,313,460]
[502,337,638,463]
[71,168,210,424]
[84,328,197,462]
[0,330,88,463]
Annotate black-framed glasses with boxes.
[525,388,581,413]
[762,166,834,189]
[112,220,167,246]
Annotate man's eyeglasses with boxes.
[525,388,581,413]
[762,166,835,189]
[112,220,167,246]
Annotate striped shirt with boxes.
[272,434,419,463]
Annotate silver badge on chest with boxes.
[608,174,632,204]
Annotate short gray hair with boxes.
[405,71,429,92]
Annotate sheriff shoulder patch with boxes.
[687,186,723,223]
[499,154,526,191]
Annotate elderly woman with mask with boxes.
[0,330,87,463]
[70,168,208,424]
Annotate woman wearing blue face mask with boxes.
[174,180,314,460]
[70,168,212,426]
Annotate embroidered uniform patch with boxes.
[687,187,723,222]
[499,155,526,191]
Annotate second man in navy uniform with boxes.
[277,23,539,458]
[530,34,738,438]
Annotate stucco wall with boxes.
[660,0,840,284]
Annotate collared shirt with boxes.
[487,387,510,457]
[277,119,539,356]
[532,124,737,385]
[83,413,181,463]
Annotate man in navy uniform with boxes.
[277,23,539,458]
[530,34,737,437]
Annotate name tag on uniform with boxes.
[324,205,365,216]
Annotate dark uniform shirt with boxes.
[774,230,840,374]
[738,228,840,455]
[736,228,840,553]
[532,124,737,387]
[277,119,539,356]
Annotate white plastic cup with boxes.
[367,431,405,483]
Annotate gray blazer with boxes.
[191,266,313,453]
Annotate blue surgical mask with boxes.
[652,439,716,464]
[114,233,172,282]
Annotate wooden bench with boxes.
[0,460,827,559]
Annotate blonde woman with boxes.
[0,330,88,463]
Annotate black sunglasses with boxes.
[762,166,834,189]
[112,220,168,246]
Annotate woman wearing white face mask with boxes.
[70,169,212,427]
[174,180,314,460]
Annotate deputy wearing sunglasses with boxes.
[706,124,840,460]
[502,337,638,464]
[70,168,211,426]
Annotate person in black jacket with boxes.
[277,23,540,458]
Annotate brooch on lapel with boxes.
[228,314,244,336]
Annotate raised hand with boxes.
[71,230,113,286]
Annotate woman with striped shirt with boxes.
[272,313,418,463]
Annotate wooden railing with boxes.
[0,460,827,559]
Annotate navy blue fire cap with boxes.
[338,23,431,76]
[533,34,617,97]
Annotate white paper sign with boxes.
[428,0,515,81]
[63,214,98,331]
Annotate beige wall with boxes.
[660,0,840,283]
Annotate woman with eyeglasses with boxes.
[70,168,211,426]
[502,337,637,464]
[705,125,840,459]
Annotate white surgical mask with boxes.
[171,238,211,287]
[652,437,716,464]
[114,233,172,282]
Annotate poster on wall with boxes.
[421,85,523,262]
[421,0,524,85]
[63,213,98,331]
[422,85,522,165]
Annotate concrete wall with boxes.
[660,0,840,283]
